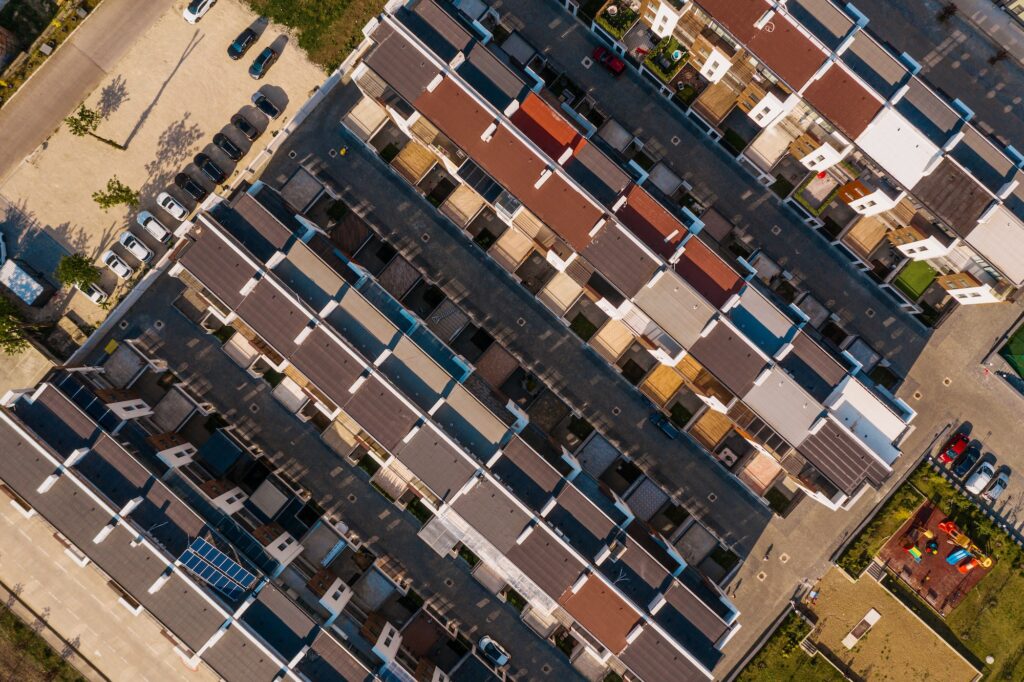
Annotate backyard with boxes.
[736,611,844,682]
[892,261,938,301]
[999,323,1024,378]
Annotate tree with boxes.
[92,177,139,210]
[55,253,101,289]
[0,298,31,355]
[64,104,125,150]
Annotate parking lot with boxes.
[0,0,323,321]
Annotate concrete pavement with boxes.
[94,274,584,682]
[494,0,930,376]
[0,0,175,184]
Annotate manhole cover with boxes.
[670,135,681,146]
[154,320,164,330]
[865,308,875,318]
[288,150,297,159]
[757,571,767,582]
[542,665,552,674]
[421,232,431,242]
[943,377,952,386]
[708,493,717,503]
[118,320,129,330]
[517,317,526,327]
[779,553,790,564]
[913,391,923,400]
[770,225,782,236]
[444,578,455,587]
[581,57,593,68]
[249,403,260,414]
[328,148,337,158]
[347,494,357,502]
[612,407,621,416]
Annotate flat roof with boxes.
[798,415,891,494]
[490,435,562,511]
[558,576,641,655]
[893,78,961,147]
[73,432,153,508]
[546,485,617,559]
[633,271,715,349]
[616,184,687,259]
[855,106,942,189]
[240,585,317,661]
[234,278,312,357]
[142,572,226,651]
[457,42,528,109]
[949,127,1018,194]
[674,238,744,308]
[842,33,908,97]
[433,383,508,459]
[289,326,365,409]
[297,632,374,682]
[201,623,284,682]
[785,0,854,48]
[694,0,770,43]
[129,482,207,556]
[597,537,670,607]
[395,425,476,501]
[742,366,822,445]
[510,92,585,160]
[343,376,419,452]
[565,143,631,205]
[911,158,992,237]
[779,330,847,401]
[802,62,883,139]
[232,192,295,252]
[619,627,709,682]
[275,240,347,309]
[452,478,531,552]
[506,528,585,598]
[728,286,795,356]
[178,223,258,310]
[747,14,825,90]
[965,205,1024,285]
[13,384,98,459]
[398,0,473,62]
[582,224,660,298]
[380,336,453,411]
[688,320,769,397]
[366,23,442,104]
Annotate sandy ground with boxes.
[0,0,324,298]
[0,343,53,393]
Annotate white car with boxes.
[118,232,153,263]
[157,192,188,220]
[102,250,134,279]
[478,636,510,668]
[965,462,995,495]
[76,282,109,305]
[137,211,173,243]
[183,0,215,23]
[983,471,1010,502]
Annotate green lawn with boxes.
[736,612,844,682]
[999,324,1024,379]
[244,0,386,69]
[0,607,85,682]
[893,261,938,301]
[836,484,924,576]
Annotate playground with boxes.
[877,501,993,616]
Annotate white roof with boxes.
[825,377,904,464]
[742,366,822,446]
[965,205,1024,285]
[856,107,942,189]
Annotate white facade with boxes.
[699,46,733,84]
[746,91,794,129]
[855,107,943,189]
[894,234,956,261]
[846,184,904,217]
[946,282,1002,305]
[649,0,686,38]
[965,204,1024,286]
[824,378,905,465]
[797,140,845,172]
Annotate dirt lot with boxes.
[0,0,323,315]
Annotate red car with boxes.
[593,46,625,76]
[938,432,970,465]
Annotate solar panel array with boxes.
[179,537,257,601]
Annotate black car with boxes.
[228,28,256,60]
[251,92,281,119]
[175,173,208,202]
[213,133,243,161]
[231,114,260,141]
[248,47,278,79]
[952,444,982,479]
[194,153,226,184]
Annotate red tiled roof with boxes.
[510,92,586,161]
[694,0,772,43]
[615,184,687,259]
[802,62,883,138]
[674,238,743,308]
[747,15,826,90]
[415,79,602,250]
[559,577,642,654]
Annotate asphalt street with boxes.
[0,0,174,184]
[496,0,930,376]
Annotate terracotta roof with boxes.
[414,78,602,250]
[747,14,826,90]
[674,238,744,308]
[694,0,771,43]
[802,62,883,138]
[615,184,687,259]
[558,577,642,654]
[510,92,585,160]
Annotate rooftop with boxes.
[615,184,688,259]
[911,158,993,237]
[674,238,744,308]
[688,319,769,397]
[558,576,641,654]
[802,62,883,139]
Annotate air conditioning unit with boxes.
[717,447,738,468]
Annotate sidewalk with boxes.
[953,0,1024,65]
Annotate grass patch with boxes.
[836,484,924,576]
[569,313,598,341]
[396,589,424,612]
[669,402,693,427]
[643,36,687,82]
[356,453,381,476]
[405,497,433,526]
[999,324,1024,379]
[764,487,792,515]
[769,175,794,198]
[867,363,901,391]
[737,611,842,682]
[0,606,85,682]
[594,6,638,39]
[262,368,285,387]
[504,588,527,613]
[555,631,577,657]
[721,128,749,156]
[457,545,480,568]
[893,261,937,301]
[244,0,385,70]
[674,84,698,108]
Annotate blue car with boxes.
[952,444,981,479]
[249,47,278,79]
[228,28,256,60]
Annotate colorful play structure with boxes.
[903,520,992,574]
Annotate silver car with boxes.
[966,462,995,495]
[102,250,134,279]
[137,211,172,243]
[118,232,153,263]
[983,471,1010,502]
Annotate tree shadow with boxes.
[121,30,204,149]
[140,113,204,205]
[97,74,130,120]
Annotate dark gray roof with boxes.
[0,415,62,495]
[142,572,227,651]
[688,321,768,397]
[505,528,585,598]
[619,627,708,682]
[343,376,419,451]
[786,0,854,48]
[240,585,317,661]
[87,524,169,598]
[546,485,617,559]
[179,225,258,309]
[598,537,669,607]
[633,272,716,349]
[201,623,284,682]
[235,279,312,356]
[13,385,98,459]
[395,426,476,501]
[274,240,347,310]
[289,326,365,409]
[452,478,530,553]
[456,43,528,109]
[367,23,442,104]
[233,193,295,251]
[842,34,907,97]
[798,417,891,495]
[565,143,632,205]
[73,433,153,508]
[912,158,992,237]
[582,225,660,298]
[894,78,962,146]
[298,632,374,682]
[128,481,207,556]
[398,0,473,62]
[662,582,730,644]
[490,436,562,510]
[780,331,847,401]
[949,127,1018,194]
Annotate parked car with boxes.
[650,413,680,439]
[175,173,208,202]
[983,470,1010,502]
[593,46,625,76]
[137,211,173,243]
[194,153,227,184]
[213,132,243,161]
[76,281,108,305]
[249,47,278,79]
[477,636,510,667]
[227,28,256,60]
[118,231,153,263]
[157,192,188,220]
[102,250,134,279]
[183,0,215,23]
[951,444,981,479]
[965,461,996,495]
[231,114,260,141]
[251,92,281,119]
[938,432,970,465]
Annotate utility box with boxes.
[0,259,55,307]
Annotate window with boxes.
[815,154,825,162]
[332,590,342,600]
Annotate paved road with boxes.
[853,0,1024,146]
[262,82,773,557]
[497,0,930,376]
[0,0,174,184]
[99,274,583,682]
